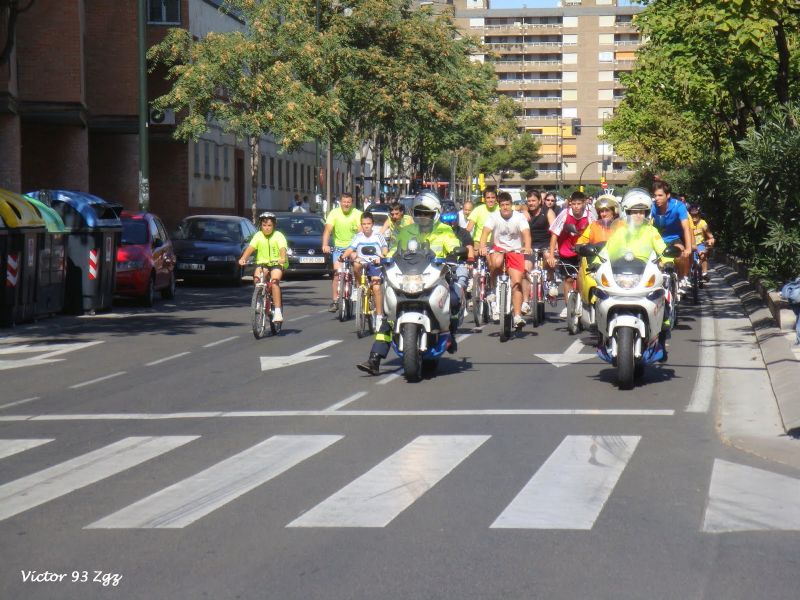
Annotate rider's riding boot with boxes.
[447,320,459,354]
[356,352,382,376]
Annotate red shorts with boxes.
[493,246,525,273]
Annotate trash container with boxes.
[18,193,67,317]
[0,191,46,326]
[0,215,7,292]
[26,190,122,315]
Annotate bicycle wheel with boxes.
[355,287,369,338]
[338,274,348,322]
[269,289,280,335]
[251,287,268,339]
[499,281,512,342]
[530,272,540,327]
[566,290,581,335]
[472,274,484,327]
[669,273,680,327]
[691,262,700,305]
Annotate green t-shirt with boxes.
[392,222,461,258]
[326,207,363,248]
[604,223,669,263]
[249,230,288,267]
[468,203,500,242]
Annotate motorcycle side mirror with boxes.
[662,246,682,259]
[361,246,377,256]
[433,257,445,265]
[565,223,578,236]
[447,247,468,262]
[575,244,596,258]
[381,257,394,266]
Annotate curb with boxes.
[714,262,800,436]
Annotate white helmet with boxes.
[621,188,653,214]
[594,194,620,215]
[412,190,442,224]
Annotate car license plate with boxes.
[298,257,325,264]
[178,262,205,271]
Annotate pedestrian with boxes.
[292,194,309,213]
[780,276,800,345]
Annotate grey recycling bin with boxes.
[27,190,122,315]
[23,195,67,318]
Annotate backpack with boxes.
[780,276,800,304]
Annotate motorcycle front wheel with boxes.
[616,326,636,390]
[401,323,423,382]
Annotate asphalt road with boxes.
[1,276,798,600]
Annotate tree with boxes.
[480,132,540,183]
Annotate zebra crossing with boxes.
[0,434,797,533]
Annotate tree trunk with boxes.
[249,136,259,224]
[773,20,791,106]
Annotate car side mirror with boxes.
[152,238,163,249]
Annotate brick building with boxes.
[454,0,643,190]
[0,0,373,230]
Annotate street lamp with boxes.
[601,111,612,184]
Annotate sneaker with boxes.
[680,277,691,289]
[491,301,500,322]
[447,336,458,354]
[272,308,284,323]
[702,272,710,282]
[513,315,525,330]
[374,315,384,331]
[487,292,496,303]
[521,301,531,315]
[559,307,568,319]
[328,301,338,312]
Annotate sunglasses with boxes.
[627,209,649,215]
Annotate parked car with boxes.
[365,203,390,227]
[115,211,176,306]
[275,212,331,276]
[172,215,257,284]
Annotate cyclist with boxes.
[543,192,560,215]
[522,189,556,314]
[547,191,594,318]
[379,201,414,250]
[357,192,463,375]
[574,194,622,300]
[238,212,287,323]
[688,204,715,282]
[457,200,474,229]
[322,192,362,312]
[650,181,693,289]
[466,189,500,245]
[480,191,532,329]
[441,211,475,291]
[342,212,389,330]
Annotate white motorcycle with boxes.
[577,243,681,390]
[382,240,466,382]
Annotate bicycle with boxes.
[251,263,280,339]
[471,254,492,327]
[561,261,582,335]
[494,250,521,343]
[354,257,379,339]
[526,248,551,327]
[336,257,355,322]
[688,248,703,305]
[663,262,680,328]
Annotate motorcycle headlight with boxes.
[207,255,237,262]
[400,274,425,294]
[116,260,144,272]
[613,273,641,289]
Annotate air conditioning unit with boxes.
[149,107,175,125]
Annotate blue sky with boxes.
[489,0,636,7]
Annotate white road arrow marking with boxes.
[0,341,104,371]
[535,339,595,368]
[259,340,342,372]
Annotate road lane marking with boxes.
[288,435,489,528]
[0,436,197,522]
[285,314,311,323]
[68,371,127,389]
[145,352,191,367]
[491,435,640,530]
[0,340,105,370]
[88,435,342,529]
[0,439,53,460]
[703,459,800,532]
[686,299,716,413]
[0,397,40,410]
[260,339,342,372]
[323,391,368,412]
[0,409,675,422]
[376,369,402,385]
[202,336,239,348]
[535,339,595,368]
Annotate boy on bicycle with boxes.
[238,212,287,322]
[688,204,715,282]
[342,212,389,329]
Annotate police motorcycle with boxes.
[576,191,681,390]
[380,194,468,382]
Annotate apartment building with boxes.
[0,0,369,229]
[454,0,643,190]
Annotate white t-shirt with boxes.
[485,211,528,252]
[348,231,387,263]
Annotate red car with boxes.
[115,211,176,306]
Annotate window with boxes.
[223,147,229,179]
[599,33,614,45]
[214,144,220,178]
[598,89,613,101]
[204,142,210,178]
[147,0,180,24]
[193,142,200,176]
[300,163,305,191]
[270,156,275,188]
[293,162,298,191]
[562,53,578,65]
[562,107,578,118]
[562,89,578,101]
[278,159,283,189]
[260,154,266,187]
[599,51,614,63]
[307,165,312,192]
[598,70,614,82]
[598,15,615,27]
[563,71,578,83]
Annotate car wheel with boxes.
[142,273,156,307]
[161,271,176,300]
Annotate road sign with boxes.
[601,181,609,189]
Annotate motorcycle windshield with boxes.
[394,246,437,276]
[609,256,647,276]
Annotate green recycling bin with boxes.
[26,190,122,314]
[20,194,67,317]
[0,191,46,326]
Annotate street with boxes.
[1,274,799,600]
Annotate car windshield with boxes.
[121,220,148,245]
[181,219,241,242]
[277,216,324,236]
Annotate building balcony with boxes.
[516,114,561,122]
[514,98,562,108]
[614,40,641,47]
[497,79,563,90]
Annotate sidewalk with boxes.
[709,263,800,469]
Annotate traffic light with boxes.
[571,117,582,135]
[478,173,486,191]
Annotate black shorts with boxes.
[559,256,580,278]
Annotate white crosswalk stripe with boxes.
[491,435,640,530]
[0,438,53,460]
[287,435,490,528]
[0,436,197,522]
[87,435,342,529]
